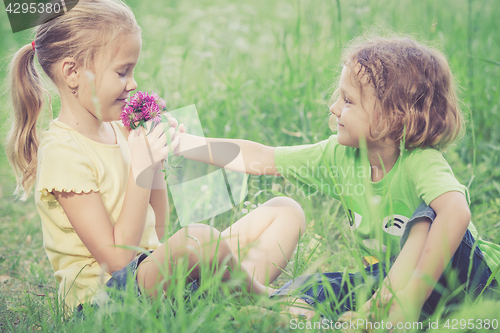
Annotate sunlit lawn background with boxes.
[1,0,499,331]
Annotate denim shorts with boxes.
[105,251,199,297]
[75,252,152,313]
[76,251,200,313]
[105,251,153,295]
[272,203,498,318]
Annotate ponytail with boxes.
[5,0,140,200]
[6,42,49,200]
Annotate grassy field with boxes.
[0,0,499,331]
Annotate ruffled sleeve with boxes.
[36,138,99,202]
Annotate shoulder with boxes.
[39,121,83,156]
[406,147,445,159]
[403,147,469,204]
[36,122,101,200]
[401,147,455,177]
[37,121,97,168]
[402,147,450,171]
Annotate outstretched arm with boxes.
[175,132,279,176]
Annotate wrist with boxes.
[132,164,156,189]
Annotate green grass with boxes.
[1,0,499,331]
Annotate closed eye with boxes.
[118,71,126,77]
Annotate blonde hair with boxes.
[332,34,464,151]
[6,0,141,200]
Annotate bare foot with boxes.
[267,286,278,297]
[284,298,316,320]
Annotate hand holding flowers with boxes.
[120,91,185,187]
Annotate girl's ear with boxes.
[60,57,80,89]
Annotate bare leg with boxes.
[221,197,306,286]
[136,224,268,297]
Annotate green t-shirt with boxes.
[274,136,497,268]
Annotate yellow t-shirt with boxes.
[35,119,160,309]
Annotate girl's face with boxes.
[329,65,378,148]
[78,33,141,122]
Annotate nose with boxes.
[330,98,341,117]
[127,75,138,92]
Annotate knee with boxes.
[268,197,306,235]
[186,224,223,249]
[185,224,232,262]
[185,224,219,240]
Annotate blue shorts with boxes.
[75,251,153,313]
[76,251,199,313]
[105,251,199,297]
[271,203,499,318]
[104,251,152,296]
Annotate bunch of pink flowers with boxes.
[120,91,167,130]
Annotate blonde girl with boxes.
[175,35,499,322]
[6,0,305,311]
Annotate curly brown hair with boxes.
[333,34,464,151]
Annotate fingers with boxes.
[168,135,181,153]
[161,112,178,128]
[166,127,175,142]
[146,124,181,162]
[168,117,178,129]
[168,118,186,134]
[147,121,169,140]
[153,133,179,163]
[157,113,186,133]
[165,115,185,133]
[131,118,183,167]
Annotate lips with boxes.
[335,117,344,127]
